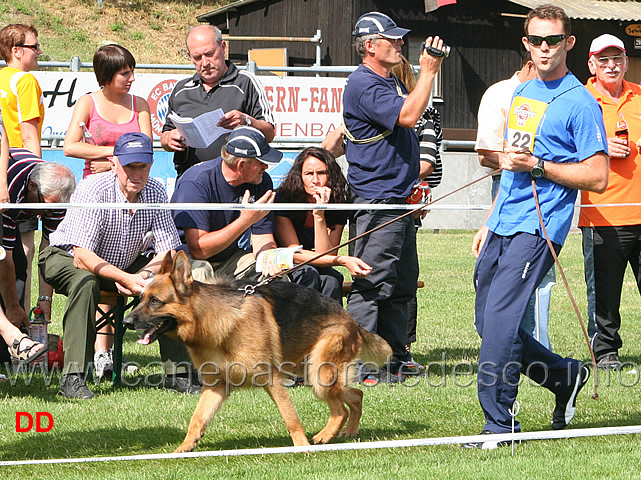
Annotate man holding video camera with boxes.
[343,12,446,383]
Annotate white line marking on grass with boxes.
[2,425,641,466]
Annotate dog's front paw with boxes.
[174,441,197,453]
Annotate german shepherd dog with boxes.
[125,251,392,452]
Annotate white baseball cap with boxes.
[589,34,626,56]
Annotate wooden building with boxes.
[199,0,641,142]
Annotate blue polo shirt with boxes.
[487,73,607,246]
[171,157,275,263]
[343,65,419,199]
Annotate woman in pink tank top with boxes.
[61,45,152,379]
[63,44,152,178]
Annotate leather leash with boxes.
[249,168,502,291]
[531,178,599,399]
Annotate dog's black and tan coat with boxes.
[125,251,392,452]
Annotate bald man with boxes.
[161,25,275,176]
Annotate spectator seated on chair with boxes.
[39,132,184,399]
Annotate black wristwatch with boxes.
[530,159,545,179]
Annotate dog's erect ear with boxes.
[160,251,174,275]
[171,250,193,296]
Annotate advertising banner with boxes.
[33,71,346,142]
[33,71,346,190]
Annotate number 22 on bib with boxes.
[506,96,549,153]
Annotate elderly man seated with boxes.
[40,132,185,399]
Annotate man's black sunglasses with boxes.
[527,34,567,47]
[16,43,40,51]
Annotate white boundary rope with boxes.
[3,202,640,211]
[1,426,640,466]
[0,202,468,211]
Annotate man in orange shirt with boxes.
[580,34,641,371]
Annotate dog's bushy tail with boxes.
[357,326,393,366]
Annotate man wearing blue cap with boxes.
[40,132,182,399]
[162,127,282,390]
[171,126,283,283]
[343,12,446,382]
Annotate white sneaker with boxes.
[94,349,113,381]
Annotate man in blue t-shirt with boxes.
[466,5,609,449]
[342,12,445,382]
[172,126,283,282]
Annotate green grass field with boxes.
[2,230,641,479]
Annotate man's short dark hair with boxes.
[0,24,38,62]
[93,44,136,87]
[524,4,571,36]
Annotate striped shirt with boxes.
[416,105,443,188]
[49,171,180,270]
[3,148,65,250]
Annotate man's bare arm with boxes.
[501,150,609,193]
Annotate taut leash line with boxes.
[252,169,502,289]
[531,179,598,399]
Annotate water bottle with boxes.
[28,307,48,371]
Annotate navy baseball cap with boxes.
[352,12,410,39]
[113,132,153,166]
[225,126,283,164]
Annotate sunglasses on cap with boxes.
[527,34,568,47]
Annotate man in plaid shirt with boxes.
[40,132,183,399]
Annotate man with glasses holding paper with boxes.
[579,34,641,372]
[468,4,608,449]
[161,25,275,176]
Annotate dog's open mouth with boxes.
[137,317,177,345]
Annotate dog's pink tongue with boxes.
[138,333,152,345]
